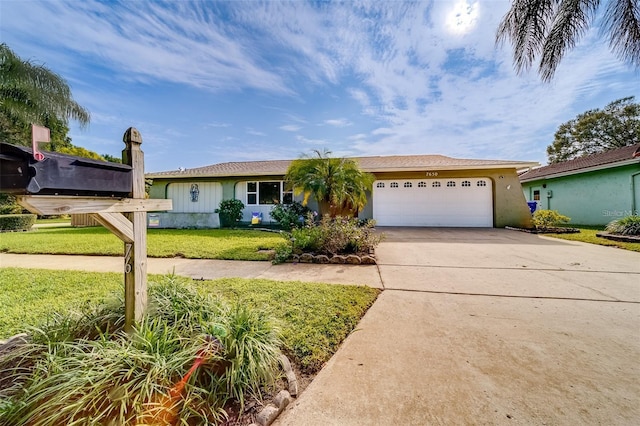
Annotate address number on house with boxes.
[425,172,439,177]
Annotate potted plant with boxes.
[215,199,244,228]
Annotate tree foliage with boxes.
[0,43,113,161]
[285,149,375,217]
[496,0,640,82]
[547,96,640,163]
[0,43,89,128]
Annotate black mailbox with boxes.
[0,142,133,197]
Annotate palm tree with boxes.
[285,149,375,217]
[496,0,640,82]
[0,43,90,129]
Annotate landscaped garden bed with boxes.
[0,268,379,425]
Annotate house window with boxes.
[533,190,540,201]
[247,182,257,205]
[390,182,399,188]
[447,181,456,187]
[376,182,385,188]
[461,180,471,187]
[404,182,412,188]
[432,181,441,188]
[418,181,427,187]
[477,180,487,187]
[246,181,292,205]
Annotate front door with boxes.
[531,187,543,211]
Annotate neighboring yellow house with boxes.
[147,154,538,229]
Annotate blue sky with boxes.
[2,0,638,172]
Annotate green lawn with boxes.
[545,226,640,252]
[0,227,288,260]
[0,268,379,373]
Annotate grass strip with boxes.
[545,227,640,252]
[0,227,288,260]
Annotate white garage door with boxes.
[373,178,493,227]
[167,182,222,213]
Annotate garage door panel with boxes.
[373,178,493,227]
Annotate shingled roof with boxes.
[519,144,640,182]
[147,154,538,179]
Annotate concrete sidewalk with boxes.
[0,253,382,288]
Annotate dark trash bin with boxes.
[527,201,537,214]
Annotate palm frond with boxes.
[603,0,640,68]
[540,0,599,81]
[0,43,90,127]
[496,0,558,73]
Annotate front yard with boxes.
[0,227,287,260]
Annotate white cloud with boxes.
[296,135,328,146]
[246,129,267,137]
[2,0,292,94]
[205,122,231,128]
[280,125,302,132]
[323,118,352,127]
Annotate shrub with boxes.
[0,214,36,231]
[0,276,281,425]
[532,209,570,229]
[269,201,310,230]
[290,214,382,256]
[606,215,640,236]
[0,194,23,215]
[215,199,244,227]
[272,243,293,264]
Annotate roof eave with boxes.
[520,158,640,182]
[146,170,288,179]
[147,162,540,179]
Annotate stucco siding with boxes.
[521,164,640,225]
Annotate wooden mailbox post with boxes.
[15,127,172,332]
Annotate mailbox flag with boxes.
[32,124,50,161]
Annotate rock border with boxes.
[0,333,28,354]
[289,253,377,265]
[249,354,298,426]
[595,232,640,243]
[505,226,580,234]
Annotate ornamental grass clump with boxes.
[0,276,282,425]
[606,215,640,236]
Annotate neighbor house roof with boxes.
[519,144,640,182]
[147,154,539,179]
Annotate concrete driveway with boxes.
[276,228,640,425]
